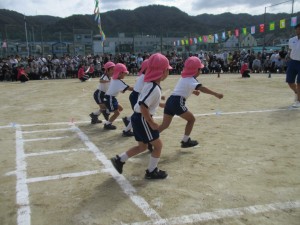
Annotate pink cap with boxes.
[104,61,115,71]
[144,53,172,82]
[112,63,129,80]
[138,59,149,76]
[181,56,204,78]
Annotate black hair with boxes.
[295,23,300,29]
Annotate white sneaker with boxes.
[295,94,299,102]
[292,101,300,108]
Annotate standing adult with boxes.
[286,23,300,108]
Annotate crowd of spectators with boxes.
[0,47,289,82]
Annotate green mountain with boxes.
[0,5,299,42]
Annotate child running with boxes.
[89,61,115,124]
[111,53,172,179]
[103,63,133,132]
[122,59,149,134]
[159,56,224,148]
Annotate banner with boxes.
[291,16,297,27]
[269,22,275,31]
[280,19,286,29]
[242,27,247,35]
[260,24,265,33]
[251,26,255,34]
[235,29,239,37]
[222,32,226,40]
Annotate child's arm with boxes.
[140,104,159,130]
[198,86,223,99]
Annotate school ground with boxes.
[0,73,299,225]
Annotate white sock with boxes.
[124,121,132,132]
[182,135,189,142]
[93,110,101,116]
[105,121,111,125]
[147,156,160,172]
[119,152,128,162]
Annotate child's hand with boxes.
[215,93,224,99]
[159,102,165,108]
[193,90,200,96]
[161,95,166,100]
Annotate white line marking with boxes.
[26,170,101,184]
[22,128,71,134]
[15,124,31,225]
[2,107,297,129]
[23,136,69,142]
[128,200,300,225]
[71,125,163,222]
[25,148,88,157]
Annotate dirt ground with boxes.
[0,73,299,225]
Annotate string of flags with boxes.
[94,0,105,45]
[173,15,298,46]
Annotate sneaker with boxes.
[111,155,125,174]
[91,119,102,124]
[89,113,102,124]
[295,93,298,102]
[147,143,153,153]
[122,130,134,137]
[181,138,199,148]
[104,123,117,130]
[102,110,110,121]
[145,167,168,179]
[292,101,300,108]
[122,117,130,127]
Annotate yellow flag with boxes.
[280,19,286,29]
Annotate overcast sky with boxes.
[0,0,299,17]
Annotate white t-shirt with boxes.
[98,73,110,92]
[105,79,129,97]
[289,36,300,61]
[134,82,161,115]
[133,74,145,93]
[171,77,201,99]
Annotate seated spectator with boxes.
[240,61,250,78]
[78,64,90,82]
[252,58,262,73]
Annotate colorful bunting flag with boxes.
[185,39,189,45]
[198,36,202,42]
[181,40,185,45]
[280,19,286,29]
[235,29,239,37]
[194,37,198,44]
[291,16,297,27]
[228,31,232,37]
[222,32,226,40]
[214,34,219,42]
[94,0,105,45]
[269,22,275,31]
[259,24,265,33]
[242,28,247,35]
[251,26,255,34]
[203,36,207,43]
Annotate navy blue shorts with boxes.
[286,60,300,83]
[104,95,118,112]
[164,95,187,116]
[93,90,106,105]
[129,90,139,110]
[131,112,159,143]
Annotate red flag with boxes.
[260,24,265,33]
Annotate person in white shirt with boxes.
[286,23,300,108]
[110,53,172,179]
[159,56,224,148]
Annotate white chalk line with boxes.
[15,124,31,225]
[71,124,163,222]
[1,107,298,129]
[26,170,101,184]
[127,200,300,225]
[25,148,88,157]
[23,136,69,142]
[22,128,71,134]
